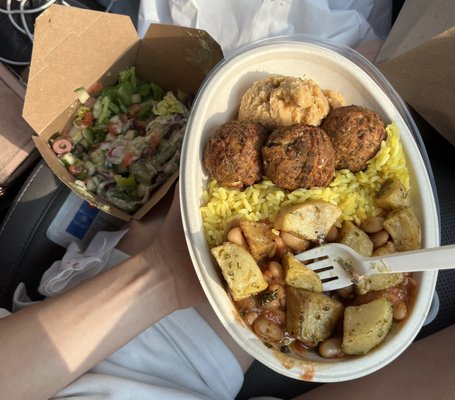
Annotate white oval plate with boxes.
[180,38,439,382]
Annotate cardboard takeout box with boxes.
[375,0,455,147]
[0,64,39,193]
[22,4,223,220]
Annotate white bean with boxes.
[393,300,408,320]
[235,295,257,311]
[280,231,310,253]
[325,225,339,242]
[373,240,396,256]
[261,283,286,309]
[226,227,249,249]
[253,316,284,342]
[370,229,390,249]
[360,216,384,233]
[263,309,286,325]
[319,337,343,359]
[273,235,287,259]
[263,261,284,283]
[243,311,259,326]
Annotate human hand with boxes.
[139,184,206,310]
[117,186,173,256]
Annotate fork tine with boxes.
[294,244,358,291]
[315,269,339,282]
[322,277,353,291]
[294,246,330,262]
[305,259,341,281]
[305,258,335,271]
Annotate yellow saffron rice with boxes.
[201,123,410,247]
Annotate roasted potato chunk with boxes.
[375,177,410,209]
[239,220,276,261]
[286,287,344,344]
[383,208,421,251]
[342,298,393,355]
[355,273,404,295]
[211,243,268,301]
[339,221,373,257]
[273,200,342,242]
[283,252,323,292]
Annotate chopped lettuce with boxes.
[114,174,137,189]
[50,66,187,214]
[97,96,112,125]
[153,92,188,116]
[117,81,133,106]
[118,66,137,92]
[149,82,165,100]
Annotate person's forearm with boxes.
[0,248,177,400]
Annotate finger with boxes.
[118,184,176,254]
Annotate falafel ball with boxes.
[203,120,268,189]
[321,105,386,172]
[262,124,336,191]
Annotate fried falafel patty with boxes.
[262,124,336,191]
[321,105,386,172]
[203,120,268,189]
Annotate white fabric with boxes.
[137,0,392,57]
[52,307,244,400]
[12,282,40,312]
[38,230,128,296]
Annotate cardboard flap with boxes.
[378,27,455,146]
[376,0,455,63]
[23,4,139,135]
[137,24,223,96]
[0,67,37,186]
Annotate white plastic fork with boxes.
[294,243,455,291]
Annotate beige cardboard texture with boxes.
[137,24,224,97]
[375,0,455,63]
[23,4,223,220]
[0,64,38,189]
[24,5,138,136]
[376,0,455,147]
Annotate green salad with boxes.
[49,67,188,213]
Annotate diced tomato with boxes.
[122,151,134,168]
[128,103,142,117]
[82,111,94,127]
[88,81,103,95]
[75,111,94,128]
